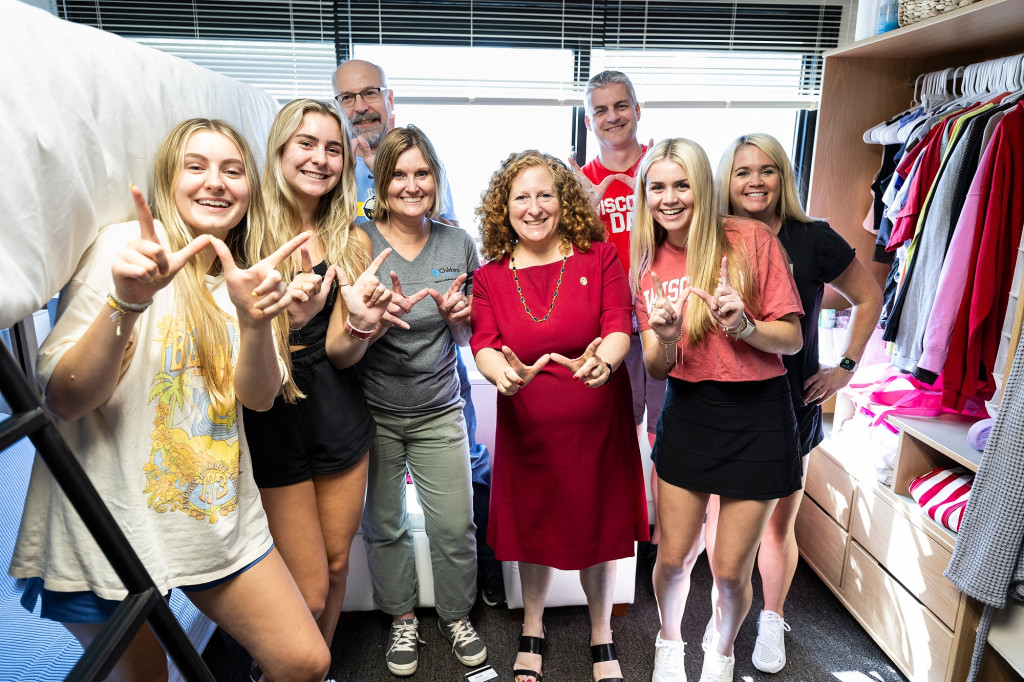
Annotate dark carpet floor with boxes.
[202,550,909,682]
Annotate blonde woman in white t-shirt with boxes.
[9,118,330,682]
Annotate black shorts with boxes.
[243,341,375,487]
[793,401,824,456]
[652,375,802,500]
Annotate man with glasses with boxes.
[331,59,458,224]
[330,58,503,677]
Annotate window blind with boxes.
[55,0,338,101]
[57,0,855,105]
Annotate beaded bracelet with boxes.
[345,316,378,340]
[106,292,152,337]
[658,329,684,365]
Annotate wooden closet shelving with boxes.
[807,0,1024,308]
[798,1,1024,680]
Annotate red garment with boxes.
[942,102,1024,411]
[581,145,648,279]
[470,242,649,570]
[888,112,961,251]
[633,219,804,383]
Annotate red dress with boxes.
[470,241,649,570]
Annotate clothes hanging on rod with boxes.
[859,54,1024,411]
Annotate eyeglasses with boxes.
[334,87,387,108]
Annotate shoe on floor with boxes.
[386,616,424,677]
[652,633,686,682]
[439,616,488,666]
[698,650,734,682]
[751,609,790,674]
[480,561,506,607]
[701,616,713,652]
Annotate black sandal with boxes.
[591,642,623,682]
[513,632,545,682]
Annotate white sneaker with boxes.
[698,651,734,682]
[751,610,790,674]
[701,617,713,652]
[652,633,686,682]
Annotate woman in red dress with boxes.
[471,150,649,682]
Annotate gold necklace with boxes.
[511,250,567,323]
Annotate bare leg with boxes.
[706,497,777,657]
[653,477,709,642]
[757,456,808,618]
[187,547,330,682]
[515,562,553,682]
[64,622,168,682]
[312,454,369,645]
[259,480,328,621]
[580,561,620,680]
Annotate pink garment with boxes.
[942,103,1024,410]
[633,219,803,383]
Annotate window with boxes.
[354,44,576,226]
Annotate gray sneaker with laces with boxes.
[438,616,488,666]
[386,617,424,676]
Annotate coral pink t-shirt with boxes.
[634,218,803,383]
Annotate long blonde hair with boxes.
[630,138,758,346]
[715,133,813,224]
[152,118,290,413]
[257,100,370,400]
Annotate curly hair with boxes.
[476,150,605,262]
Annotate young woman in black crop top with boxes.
[241,99,405,677]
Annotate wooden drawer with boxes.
[795,494,847,590]
[805,443,855,529]
[843,542,953,682]
[850,486,960,629]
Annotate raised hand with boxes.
[689,256,744,329]
[499,346,550,396]
[567,158,634,211]
[550,337,611,388]
[212,231,311,326]
[381,271,431,330]
[350,112,396,173]
[338,248,394,331]
[111,184,212,304]
[428,273,471,326]
[287,244,336,330]
[648,271,690,342]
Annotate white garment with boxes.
[9,221,274,600]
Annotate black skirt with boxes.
[652,375,802,500]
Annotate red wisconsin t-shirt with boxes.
[582,145,648,279]
[634,218,804,383]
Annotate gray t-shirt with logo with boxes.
[357,219,479,415]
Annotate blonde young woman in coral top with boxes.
[631,138,803,682]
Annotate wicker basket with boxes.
[898,0,980,26]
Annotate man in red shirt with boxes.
[573,70,664,548]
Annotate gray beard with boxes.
[345,117,387,148]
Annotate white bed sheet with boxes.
[0,0,280,328]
